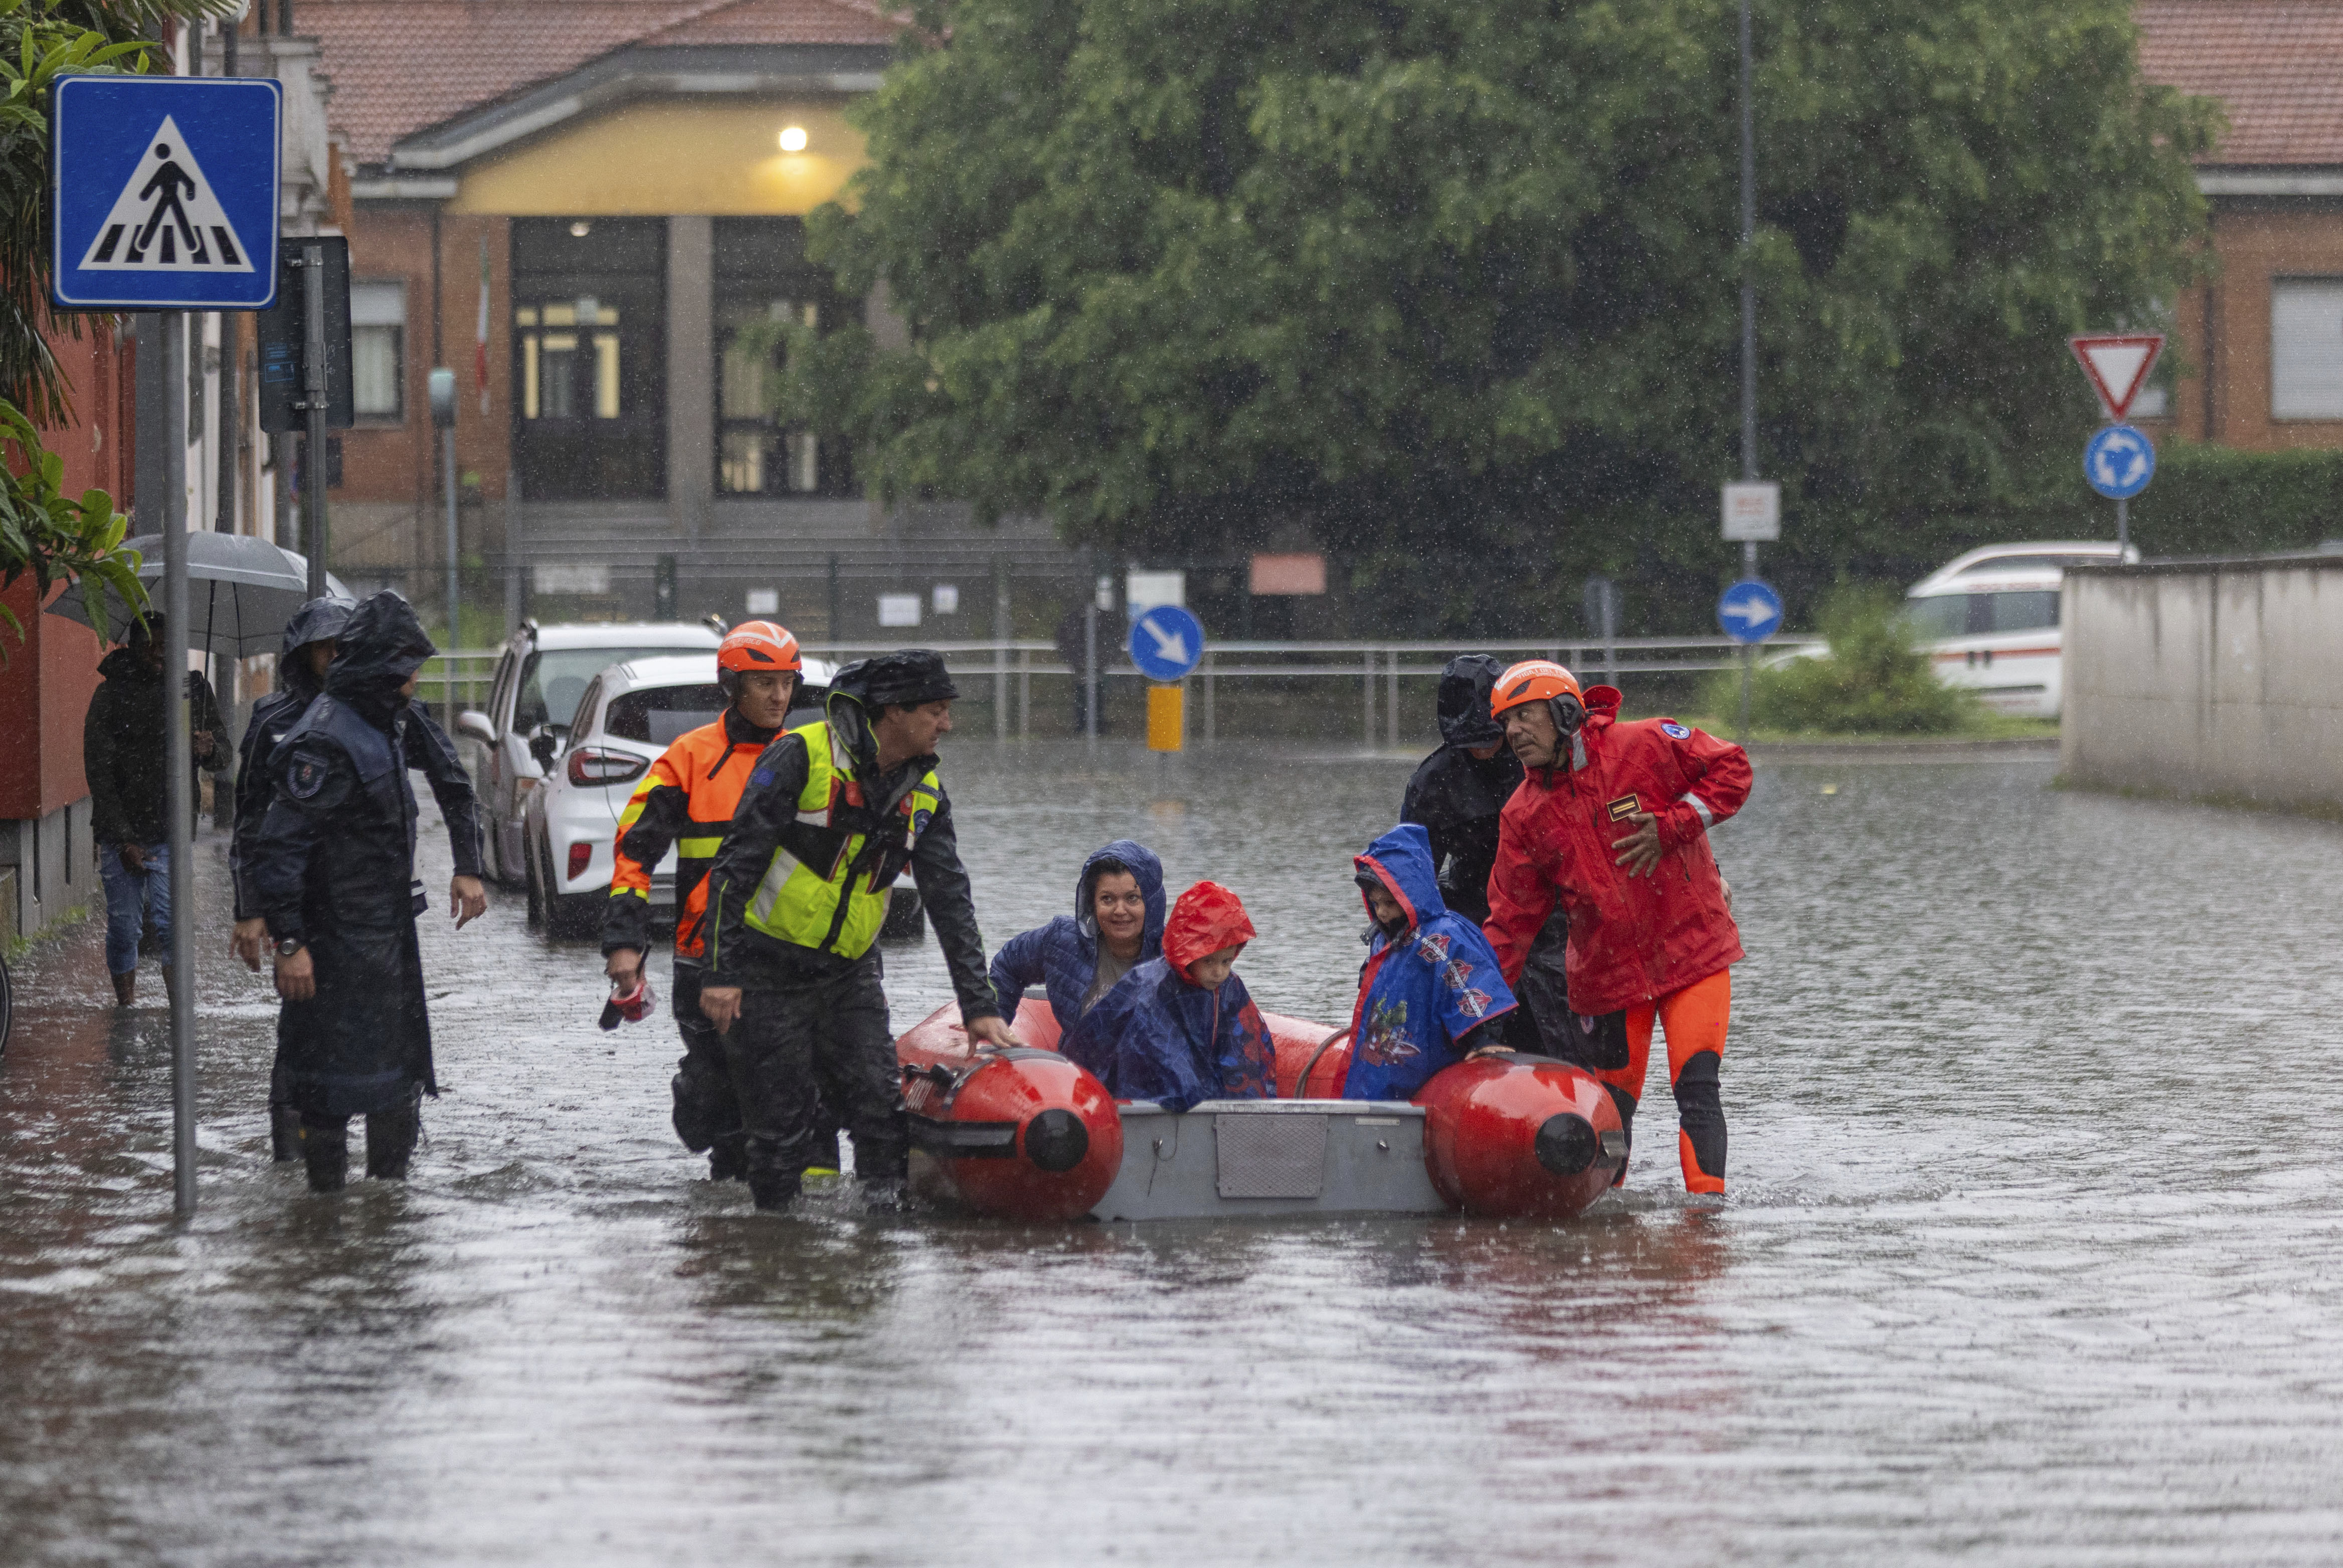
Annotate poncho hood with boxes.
[1077,839,1166,958]
[1161,880,1255,985]
[1435,654,1509,748]
[1355,822,1446,931]
[324,591,435,727]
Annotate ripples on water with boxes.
[5,743,2343,1565]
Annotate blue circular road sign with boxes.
[1128,605,1206,681]
[1717,579,1783,645]
[2084,424,2155,499]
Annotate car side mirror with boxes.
[527,731,559,772]
[456,710,496,746]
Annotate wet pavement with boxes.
[5,741,2343,1565]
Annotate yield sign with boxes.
[2069,334,2165,422]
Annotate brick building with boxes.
[304,0,1082,642]
[2139,2,2343,448]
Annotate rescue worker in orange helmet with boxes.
[1480,661,1751,1196]
[603,621,802,1182]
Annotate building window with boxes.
[511,218,666,500]
[2271,278,2343,420]
[712,218,855,498]
[351,280,406,421]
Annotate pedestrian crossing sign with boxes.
[49,75,280,310]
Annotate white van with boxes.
[1902,542,2137,719]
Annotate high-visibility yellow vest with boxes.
[739,718,939,961]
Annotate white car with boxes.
[1902,541,2138,718]
[454,621,724,887]
[522,653,835,937]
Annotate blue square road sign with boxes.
[49,74,282,311]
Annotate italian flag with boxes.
[475,237,490,414]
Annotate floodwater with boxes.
[5,741,2343,1565]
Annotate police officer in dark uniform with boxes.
[249,592,489,1193]
[227,595,353,1160]
[698,650,1017,1213]
[1400,654,1575,1054]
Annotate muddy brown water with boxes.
[5,743,2342,1565]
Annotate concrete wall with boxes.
[2062,557,2343,810]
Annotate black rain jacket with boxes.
[83,648,228,845]
[250,594,484,1117]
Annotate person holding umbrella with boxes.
[83,615,229,1008]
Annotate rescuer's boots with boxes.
[111,969,136,1008]
[300,1119,350,1194]
[269,1103,301,1162]
[708,1134,749,1183]
[365,1096,421,1181]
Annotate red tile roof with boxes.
[639,0,902,47]
[2138,2,2343,165]
[297,0,903,167]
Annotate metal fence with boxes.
[425,635,1822,747]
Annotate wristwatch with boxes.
[273,937,305,958]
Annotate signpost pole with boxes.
[301,242,328,597]
[2116,493,2128,558]
[162,313,198,1219]
[430,367,459,720]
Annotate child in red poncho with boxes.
[1061,880,1277,1111]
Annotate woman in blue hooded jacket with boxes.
[987,840,1166,1031]
[1344,823,1520,1101]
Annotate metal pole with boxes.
[1386,649,1399,747]
[1738,0,1756,488]
[1083,559,1099,742]
[826,552,840,640]
[992,554,1009,741]
[1018,646,1031,739]
[301,243,327,597]
[444,422,460,719]
[2116,493,2129,557]
[162,314,197,1219]
[1739,536,1757,742]
[1362,651,1374,749]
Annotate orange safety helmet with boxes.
[716,620,801,697]
[1489,659,1586,734]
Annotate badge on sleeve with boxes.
[288,747,331,800]
[1660,721,1691,739]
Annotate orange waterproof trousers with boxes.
[1586,967,1730,1195]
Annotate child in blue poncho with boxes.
[1343,823,1520,1101]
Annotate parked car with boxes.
[521,652,837,937]
[453,621,723,887]
[1901,541,2138,718]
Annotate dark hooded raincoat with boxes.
[1343,823,1518,1101]
[229,597,353,920]
[987,839,1167,1031]
[250,593,485,1118]
[1400,654,1523,924]
[1062,880,1276,1112]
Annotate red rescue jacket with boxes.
[1482,687,1749,1015]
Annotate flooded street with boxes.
[6,741,2343,1565]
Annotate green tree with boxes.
[0,0,230,641]
[784,0,2218,634]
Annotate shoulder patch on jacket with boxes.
[1660,720,1691,739]
[287,746,335,800]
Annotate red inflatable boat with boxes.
[898,999,1626,1222]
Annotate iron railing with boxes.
[424,634,1822,747]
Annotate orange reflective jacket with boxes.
[601,710,777,962]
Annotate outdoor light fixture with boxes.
[779,125,809,152]
[569,220,591,238]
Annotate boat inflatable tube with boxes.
[1271,1027,1627,1221]
[897,999,1123,1220]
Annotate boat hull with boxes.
[894,1002,1625,1222]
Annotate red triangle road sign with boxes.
[2069,334,2165,422]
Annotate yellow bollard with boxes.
[1147,683,1184,752]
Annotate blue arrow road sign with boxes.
[50,75,281,311]
[2084,424,2155,499]
[1717,579,1783,644]
[1128,605,1205,681]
